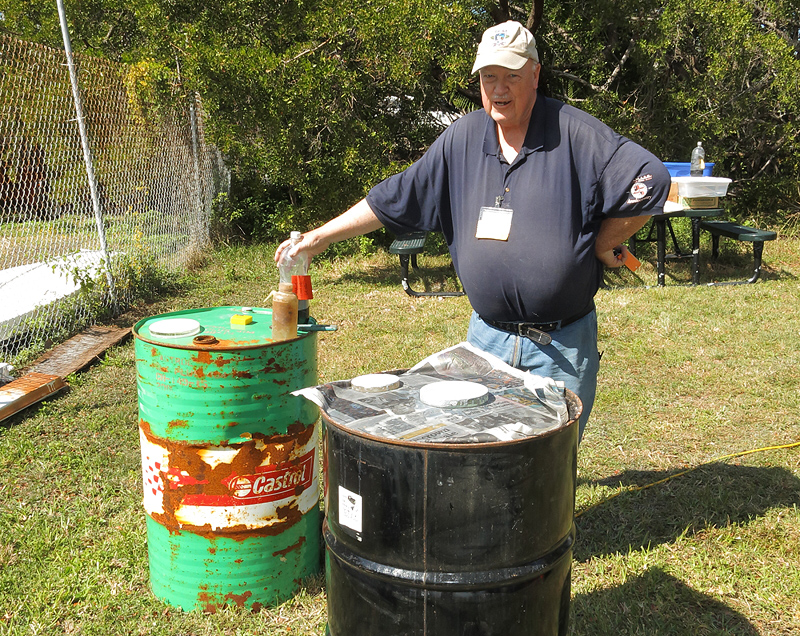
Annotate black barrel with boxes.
[323,391,581,636]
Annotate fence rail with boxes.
[0,32,229,366]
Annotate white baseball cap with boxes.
[471,21,540,74]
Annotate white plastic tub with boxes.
[672,176,732,198]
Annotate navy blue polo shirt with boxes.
[367,93,670,323]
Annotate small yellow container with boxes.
[230,314,253,326]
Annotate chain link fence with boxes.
[0,33,229,367]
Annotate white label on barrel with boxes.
[338,486,363,533]
[140,429,168,514]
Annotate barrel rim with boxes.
[133,307,315,351]
[321,389,582,451]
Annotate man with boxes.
[275,21,671,439]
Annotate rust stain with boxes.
[183,338,263,350]
[195,369,254,380]
[272,535,306,558]
[140,419,317,541]
[197,590,218,614]
[140,418,155,437]
[197,589,259,614]
[258,357,288,375]
[191,351,257,368]
[224,590,253,607]
[167,419,189,430]
[178,356,256,381]
[194,351,212,365]
[208,355,235,368]
[212,339,260,347]
[286,422,308,436]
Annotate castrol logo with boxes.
[222,449,315,505]
[230,476,254,498]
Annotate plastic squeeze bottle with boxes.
[271,282,298,342]
[690,142,705,177]
[278,231,312,323]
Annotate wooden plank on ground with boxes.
[0,373,68,422]
[25,325,131,378]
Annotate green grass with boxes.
[1,231,799,635]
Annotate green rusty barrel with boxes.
[133,306,320,612]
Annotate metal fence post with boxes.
[56,0,117,311]
[1,31,228,363]
[189,94,204,249]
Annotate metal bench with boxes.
[699,220,777,285]
[388,232,465,298]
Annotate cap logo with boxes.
[490,31,510,47]
[471,21,539,74]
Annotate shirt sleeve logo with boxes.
[630,182,648,200]
[626,173,654,205]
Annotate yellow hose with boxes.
[575,441,800,518]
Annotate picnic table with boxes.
[388,232,465,298]
[630,207,723,287]
[630,207,777,286]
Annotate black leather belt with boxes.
[482,303,595,346]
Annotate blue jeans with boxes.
[467,311,600,441]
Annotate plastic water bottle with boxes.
[278,231,312,323]
[690,142,705,177]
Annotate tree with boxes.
[3,0,799,236]
[106,0,490,240]
[537,0,800,223]
[0,0,142,59]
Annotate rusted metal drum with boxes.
[323,391,581,636]
[134,307,320,612]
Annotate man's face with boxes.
[479,59,540,131]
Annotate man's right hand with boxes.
[273,198,385,264]
[274,231,328,264]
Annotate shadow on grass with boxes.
[574,463,800,562]
[603,246,797,288]
[572,566,760,635]
[702,256,798,284]
[330,259,464,294]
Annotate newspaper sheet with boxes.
[295,342,571,443]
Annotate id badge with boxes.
[476,206,513,241]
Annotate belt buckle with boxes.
[519,324,553,346]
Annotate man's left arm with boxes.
[595,215,652,268]
[594,141,672,268]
